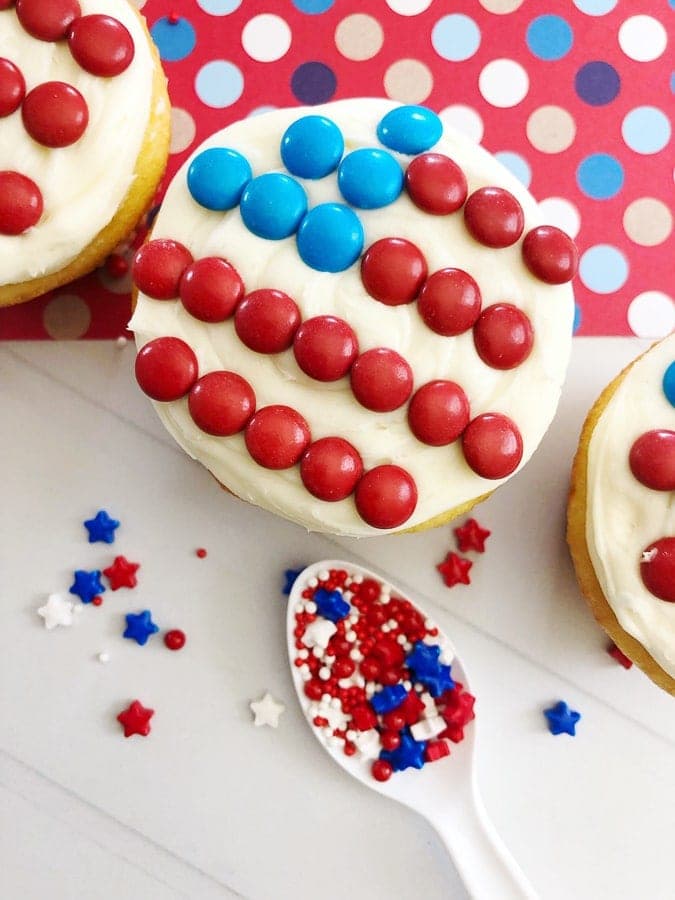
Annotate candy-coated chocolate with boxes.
[179,257,244,323]
[68,15,135,77]
[417,268,482,336]
[293,315,358,382]
[640,538,675,602]
[376,105,442,155]
[22,81,88,147]
[15,0,81,41]
[280,114,344,179]
[296,202,364,272]
[132,239,193,300]
[300,437,363,501]
[662,362,675,408]
[350,348,413,413]
[240,172,307,239]
[473,303,534,370]
[0,58,25,117]
[234,289,301,354]
[462,413,523,479]
[187,147,252,211]
[164,629,186,650]
[135,336,198,402]
[355,465,417,529]
[188,371,255,436]
[522,225,578,284]
[464,186,524,248]
[0,170,42,235]
[337,148,403,209]
[360,238,427,306]
[244,405,311,469]
[408,380,470,446]
[405,153,468,215]
[629,430,675,492]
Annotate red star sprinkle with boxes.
[436,552,472,588]
[607,643,633,669]
[454,518,491,553]
[117,700,154,737]
[103,555,140,590]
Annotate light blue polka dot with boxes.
[579,245,628,294]
[622,107,671,155]
[248,106,277,117]
[150,18,196,62]
[576,153,624,199]
[431,14,481,62]
[494,151,531,188]
[292,0,334,12]
[526,15,573,61]
[573,304,582,333]
[196,0,241,12]
[195,61,244,109]
[572,0,617,14]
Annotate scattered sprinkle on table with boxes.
[97,651,110,664]
[544,701,581,737]
[37,593,76,630]
[164,629,186,651]
[607,643,633,669]
[83,510,120,544]
[454,518,491,554]
[195,547,207,558]
[117,700,154,738]
[69,569,106,604]
[123,610,159,646]
[250,692,286,728]
[436,552,473,588]
[103,555,140,590]
[282,567,305,596]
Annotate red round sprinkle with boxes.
[234,289,301,354]
[640,538,675,603]
[473,303,534,370]
[417,268,482,336]
[0,58,25,117]
[355,465,418,529]
[0,171,43,235]
[15,0,81,41]
[350,348,413,413]
[405,153,468,215]
[522,225,578,285]
[380,730,401,751]
[360,238,427,306]
[382,709,406,731]
[462,413,523,479]
[293,315,358,382]
[188,370,256,436]
[135,336,198,402]
[196,548,207,558]
[179,257,244,323]
[92,596,103,607]
[245,405,311,469]
[629,430,675,492]
[164,629,186,650]
[464,187,524,248]
[22,81,88,147]
[133,239,193,300]
[300,437,363,501]
[105,253,129,278]
[68,15,135,77]
[371,759,393,782]
[408,380,470,446]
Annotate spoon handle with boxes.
[429,779,538,900]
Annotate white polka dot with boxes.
[248,105,277,117]
[241,14,292,62]
[538,197,581,238]
[479,59,529,108]
[627,291,675,338]
[386,0,433,14]
[169,107,196,154]
[618,15,668,62]
[439,104,484,143]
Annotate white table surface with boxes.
[1,337,673,900]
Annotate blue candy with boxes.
[83,510,119,544]
[543,701,581,737]
[376,105,443,155]
[187,147,252,211]
[123,610,160,646]
[296,203,364,272]
[314,587,350,622]
[337,148,403,209]
[406,641,455,698]
[281,115,344,179]
[282,567,305,596]
[240,173,308,239]
[370,684,408,715]
[379,728,427,772]
[663,361,675,408]
[69,570,106,604]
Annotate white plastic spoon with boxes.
[287,559,538,900]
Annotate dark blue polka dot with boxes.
[576,153,624,199]
[663,362,675,408]
[296,204,364,272]
[281,116,344,179]
[150,17,196,63]
[575,61,621,106]
[290,62,337,105]
[526,15,574,61]
[240,174,307,240]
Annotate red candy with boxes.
[417,268,482,336]
[405,153,468,215]
[355,465,418,529]
[522,225,578,285]
[607,643,633,669]
[640,538,675,603]
[164,629,186,651]
[300,436,363,501]
[22,81,88,147]
[462,413,523,479]
[437,552,472,587]
[0,58,25,117]
[350,348,413,412]
[380,730,401,751]
[360,238,427,306]
[371,759,393,782]
[454,518,491,553]
[135,336,198,402]
[179,257,244,322]
[408,380,470,446]
[0,171,43,235]
[133,239,193,300]
[234,289,301,353]
[473,303,534,370]
[68,15,135,77]
[351,703,378,731]
[464,187,524,248]
[424,740,450,762]
[629,430,675,492]
[188,371,256,436]
[15,0,81,41]
[293,315,358,382]
[245,405,311,469]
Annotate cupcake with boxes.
[568,334,675,693]
[130,99,576,536]
[0,0,170,307]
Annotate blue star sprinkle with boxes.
[83,510,120,544]
[282,567,305,596]
[405,641,455,697]
[123,610,159,646]
[69,569,106,604]
[314,587,350,622]
[371,684,407,715]
[380,729,427,772]
[544,701,581,737]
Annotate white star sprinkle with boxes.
[302,618,337,650]
[250,692,285,728]
[37,593,76,630]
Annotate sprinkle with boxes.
[250,692,285,728]
[83,510,120,544]
[454,518,491,553]
[115,336,128,348]
[543,701,581,737]
[164,629,186,651]
[436,552,472,588]
[196,547,207,559]
[37,593,75,630]
[123,610,159,646]
[117,700,154,738]
[92,596,103,607]
[98,652,110,664]
[607,643,633,669]
[282,567,305,596]
[103,556,140,590]
[69,569,106,604]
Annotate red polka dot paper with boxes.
[0,0,672,340]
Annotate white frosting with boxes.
[0,0,159,285]
[130,99,574,536]
[586,333,675,677]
